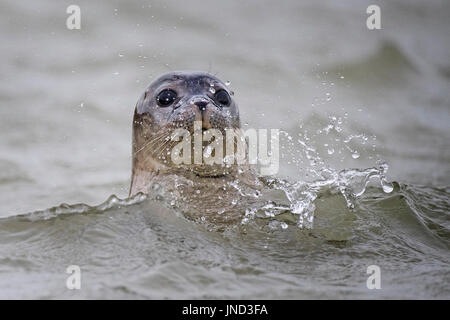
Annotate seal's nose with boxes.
[195,101,208,111]
[189,96,210,112]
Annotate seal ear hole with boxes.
[214,89,231,106]
[156,89,177,107]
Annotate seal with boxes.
[129,71,254,198]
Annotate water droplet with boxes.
[209,87,215,94]
[225,81,231,86]
[327,148,335,155]
[381,179,394,193]
[281,222,288,230]
[352,152,360,159]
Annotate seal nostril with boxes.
[195,101,208,111]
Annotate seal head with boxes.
[130,71,241,196]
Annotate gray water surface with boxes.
[0,0,449,299]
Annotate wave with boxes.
[1,193,148,223]
[322,40,418,87]
[0,170,448,299]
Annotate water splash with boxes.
[259,163,393,229]
[9,193,148,222]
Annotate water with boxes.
[0,0,449,299]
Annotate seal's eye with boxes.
[156,89,177,107]
[214,90,231,106]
